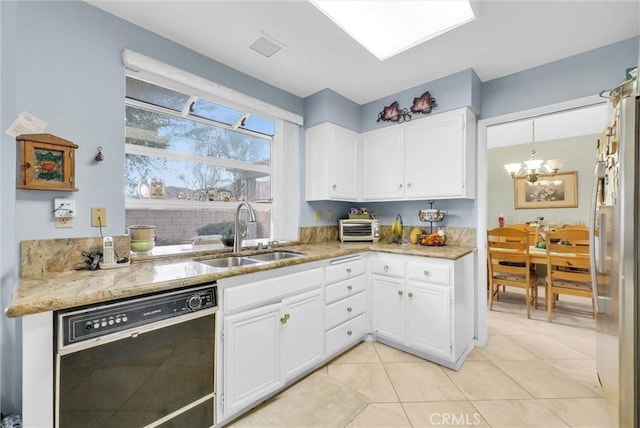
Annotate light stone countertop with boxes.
[6,241,475,318]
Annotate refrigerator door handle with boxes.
[589,161,606,310]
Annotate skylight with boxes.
[310,0,476,61]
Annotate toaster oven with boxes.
[339,219,380,242]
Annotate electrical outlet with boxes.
[315,210,322,221]
[326,210,333,221]
[53,198,76,218]
[91,207,107,227]
[55,218,73,228]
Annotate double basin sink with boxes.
[195,251,304,269]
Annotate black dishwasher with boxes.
[54,283,217,428]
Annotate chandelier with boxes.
[503,118,565,183]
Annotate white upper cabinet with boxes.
[404,108,475,198]
[362,127,404,200]
[305,122,359,201]
[305,108,476,202]
[362,107,476,201]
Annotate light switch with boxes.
[315,210,322,221]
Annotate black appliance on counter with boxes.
[54,283,218,428]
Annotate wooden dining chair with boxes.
[487,227,538,318]
[503,223,540,246]
[545,228,595,322]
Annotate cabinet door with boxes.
[329,126,359,200]
[404,111,465,198]
[281,289,325,381]
[362,127,404,200]
[371,274,405,343]
[224,303,283,414]
[406,280,452,360]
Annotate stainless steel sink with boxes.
[197,256,260,268]
[195,250,304,270]
[246,251,304,262]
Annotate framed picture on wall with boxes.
[514,171,578,209]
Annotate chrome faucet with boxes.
[233,201,257,253]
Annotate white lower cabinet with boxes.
[324,256,368,358]
[371,274,405,343]
[370,252,474,368]
[406,280,451,359]
[221,268,324,417]
[224,302,283,415]
[281,289,325,380]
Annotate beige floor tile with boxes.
[346,403,411,427]
[508,333,592,360]
[444,361,531,400]
[545,359,603,397]
[494,360,598,398]
[328,362,398,403]
[330,341,381,364]
[373,342,424,363]
[476,335,537,361]
[472,399,569,427]
[464,347,488,361]
[403,401,490,427]
[384,362,466,402]
[538,397,617,427]
[548,333,596,358]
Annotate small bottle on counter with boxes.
[498,213,505,228]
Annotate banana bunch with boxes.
[391,214,403,237]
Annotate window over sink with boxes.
[125,75,275,246]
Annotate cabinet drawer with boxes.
[326,314,366,358]
[325,291,366,330]
[325,258,366,284]
[406,262,450,285]
[325,275,366,304]
[370,258,404,277]
[224,268,322,313]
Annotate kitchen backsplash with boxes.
[21,236,130,277]
[299,225,475,246]
[21,226,475,276]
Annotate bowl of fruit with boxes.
[418,232,446,246]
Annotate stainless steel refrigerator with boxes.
[591,75,638,427]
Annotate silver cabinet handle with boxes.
[407,182,412,187]
[399,183,403,188]
[384,265,389,271]
[398,290,403,296]
[332,184,337,190]
[346,267,352,273]
[347,307,353,312]
[347,285,353,291]
[424,270,430,276]
[408,292,414,298]
[347,330,352,336]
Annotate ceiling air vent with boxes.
[249,32,284,58]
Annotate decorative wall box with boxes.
[17,133,78,191]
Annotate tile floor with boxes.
[230,290,617,427]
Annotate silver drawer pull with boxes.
[408,292,414,298]
[347,330,352,336]
[332,184,337,189]
[398,290,403,296]
[424,270,430,276]
[346,267,352,273]
[347,307,353,312]
[347,285,353,291]
[384,265,389,271]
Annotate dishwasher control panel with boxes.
[57,283,217,347]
